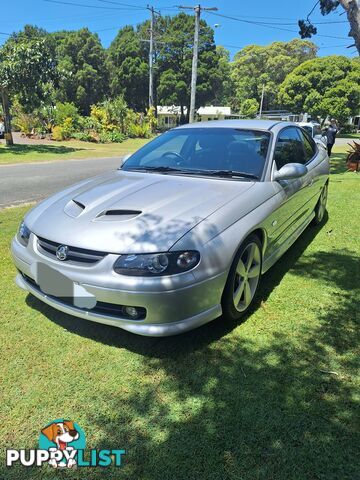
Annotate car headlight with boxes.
[17,221,31,247]
[113,251,200,276]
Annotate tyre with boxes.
[221,234,262,321]
[312,183,328,225]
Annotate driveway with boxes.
[0,156,122,208]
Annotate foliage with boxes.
[107,26,148,111]
[53,28,109,115]
[340,123,358,134]
[346,141,360,170]
[53,102,79,127]
[0,36,57,112]
[51,118,75,141]
[211,46,234,106]
[13,110,40,136]
[146,106,157,133]
[278,56,360,125]
[298,0,360,56]
[98,130,126,143]
[156,13,221,116]
[241,99,259,118]
[231,39,318,111]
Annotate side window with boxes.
[298,129,317,163]
[274,127,305,169]
[314,125,322,136]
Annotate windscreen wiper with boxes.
[199,170,259,180]
[125,166,185,173]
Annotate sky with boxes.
[0,0,357,57]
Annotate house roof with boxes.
[197,106,231,116]
[157,106,187,115]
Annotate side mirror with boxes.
[119,153,131,168]
[274,163,308,181]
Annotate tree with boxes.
[241,99,259,118]
[156,13,221,118]
[278,56,360,125]
[210,46,235,106]
[107,25,148,111]
[231,39,318,112]
[299,0,360,56]
[53,28,109,115]
[0,37,57,145]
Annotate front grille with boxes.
[21,273,146,320]
[37,236,107,265]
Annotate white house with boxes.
[157,105,238,129]
[197,106,233,121]
[157,106,187,129]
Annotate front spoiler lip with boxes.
[16,273,222,337]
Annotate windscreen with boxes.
[123,128,271,178]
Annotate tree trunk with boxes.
[1,88,14,146]
[339,0,360,55]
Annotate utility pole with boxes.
[178,4,218,123]
[148,5,155,109]
[259,84,265,119]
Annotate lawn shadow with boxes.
[330,151,347,174]
[0,144,85,156]
[26,215,328,358]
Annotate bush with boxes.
[13,111,40,136]
[99,130,126,143]
[54,102,79,127]
[51,117,75,141]
[340,123,358,134]
[128,122,151,138]
[72,131,97,142]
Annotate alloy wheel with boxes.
[233,242,261,312]
[317,184,328,222]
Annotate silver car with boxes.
[11,120,329,336]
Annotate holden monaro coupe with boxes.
[12,120,329,336]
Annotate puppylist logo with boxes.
[6,419,125,469]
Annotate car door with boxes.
[264,127,311,256]
[297,128,327,212]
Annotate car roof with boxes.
[175,119,295,131]
[297,122,320,127]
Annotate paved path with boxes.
[0,156,122,208]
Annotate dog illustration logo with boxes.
[39,419,85,468]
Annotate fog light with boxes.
[124,306,139,318]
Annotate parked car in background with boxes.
[12,120,329,336]
[297,122,327,146]
[0,122,5,139]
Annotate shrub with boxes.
[99,130,126,143]
[72,131,97,142]
[51,117,75,141]
[341,123,358,134]
[346,141,360,171]
[13,111,40,136]
[54,102,79,127]
[90,104,109,127]
[128,122,151,139]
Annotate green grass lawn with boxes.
[0,137,150,165]
[0,145,359,479]
[337,132,360,140]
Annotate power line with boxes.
[95,0,147,9]
[206,11,349,40]
[43,0,144,11]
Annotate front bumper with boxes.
[11,235,225,336]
